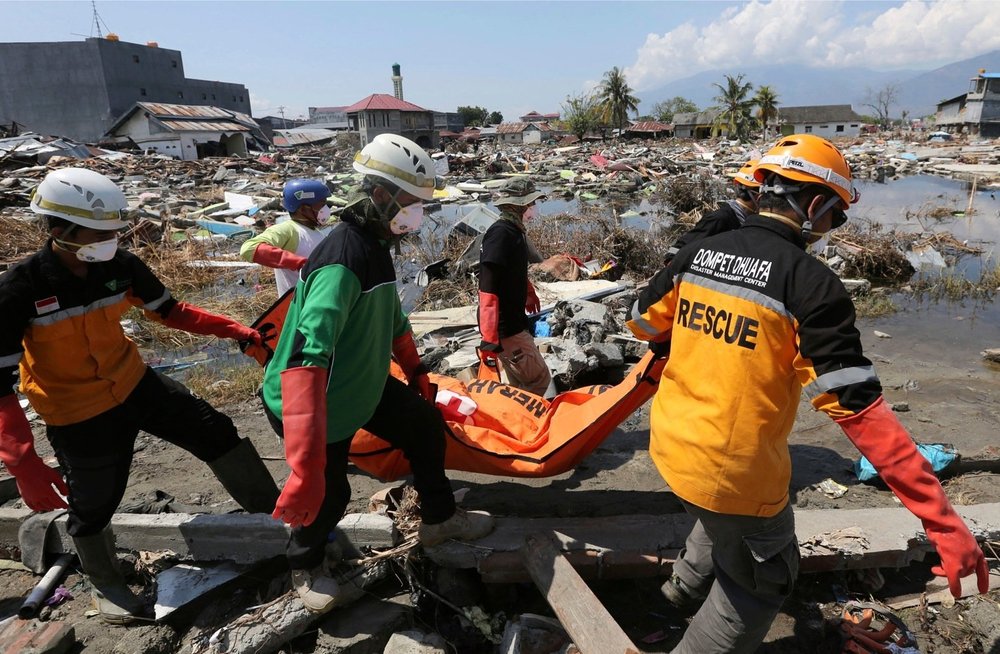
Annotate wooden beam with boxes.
[521,533,639,654]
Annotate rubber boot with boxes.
[207,437,280,514]
[73,528,144,625]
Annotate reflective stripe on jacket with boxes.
[628,216,881,517]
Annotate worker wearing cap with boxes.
[0,168,279,624]
[628,135,987,653]
[477,178,554,397]
[240,178,332,296]
[663,159,761,265]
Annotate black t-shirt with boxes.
[479,218,528,337]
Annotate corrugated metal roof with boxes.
[160,120,249,132]
[497,122,529,134]
[628,121,672,132]
[272,129,337,147]
[343,93,428,113]
[138,102,233,119]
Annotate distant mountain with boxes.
[636,49,1000,120]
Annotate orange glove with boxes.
[837,397,989,597]
[0,395,69,511]
[525,281,540,314]
[392,332,432,402]
[163,301,262,346]
[251,243,307,271]
[272,367,327,528]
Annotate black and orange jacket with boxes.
[628,215,881,517]
[0,243,177,426]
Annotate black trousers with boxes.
[46,367,241,537]
[271,375,456,570]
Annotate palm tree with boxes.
[754,85,779,141]
[596,66,640,135]
[711,74,756,142]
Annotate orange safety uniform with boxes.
[0,242,177,425]
[628,215,881,517]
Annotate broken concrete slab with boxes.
[314,592,412,654]
[155,562,244,621]
[0,510,397,565]
[424,503,1000,582]
[383,630,449,654]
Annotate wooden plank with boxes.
[0,619,75,654]
[521,533,640,654]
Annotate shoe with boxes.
[291,568,341,614]
[661,573,701,610]
[73,528,145,625]
[418,509,494,547]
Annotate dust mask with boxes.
[389,203,424,235]
[315,204,332,225]
[56,236,119,262]
[522,205,538,221]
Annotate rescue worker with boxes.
[0,168,279,624]
[477,178,554,397]
[262,134,494,614]
[239,178,331,296]
[663,159,761,265]
[627,135,988,654]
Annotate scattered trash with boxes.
[815,478,850,499]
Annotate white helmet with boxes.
[30,168,130,230]
[353,134,435,201]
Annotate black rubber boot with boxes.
[207,437,280,514]
[73,528,145,625]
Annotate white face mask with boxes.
[389,203,424,235]
[315,204,332,225]
[522,205,538,221]
[57,236,119,262]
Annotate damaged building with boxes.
[105,102,269,160]
[936,69,1000,138]
[0,36,251,142]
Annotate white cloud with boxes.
[624,0,1000,91]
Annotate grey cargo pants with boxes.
[670,500,799,654]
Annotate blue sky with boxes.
[3,1,999,121]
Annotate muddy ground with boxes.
[2,301,1000,653]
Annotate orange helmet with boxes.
[732,159,760,188]
[754,134,858,209]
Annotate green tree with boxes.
[754,85,779,140]
[561,92,601,140]
[652,96,697,123]
[486,110,503,125]
[457,105,489,127]
[596,66,640,134]
[711,74,756,141]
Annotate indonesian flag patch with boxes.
[34,296,60,314]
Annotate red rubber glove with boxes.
[837,397,989,598]
[525,281,540,314]
[0,395,69,512]
[392,333,432,402]
[478,290,502,355]
[162,301,262,346]
[272,366,328,528]
[251,243,307,271]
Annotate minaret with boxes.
[391,63,404,101]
